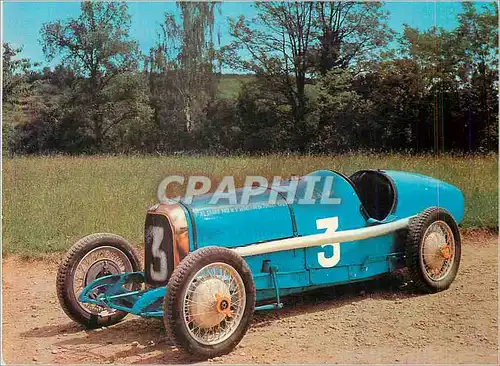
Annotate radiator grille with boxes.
[144,214,174,286]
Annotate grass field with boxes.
[217,74,254,99]
[2,154,498,257]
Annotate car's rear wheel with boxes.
[405,207,461,293]
[56,233,142,328]
[164,246,255,359]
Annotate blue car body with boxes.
[79,169,464,316]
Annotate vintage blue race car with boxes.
[57,169,463,358]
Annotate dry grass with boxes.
[3,153,497,256]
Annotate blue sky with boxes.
[2,1,484,72]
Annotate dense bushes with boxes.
[2,1,498,156]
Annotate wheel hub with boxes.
[189,278,231,329]
[216,293,233,317]
[423,232,448,270]
[73,245,134,317]
[421,220,456,281]
[85,259,121,286]
[440,245,452,259]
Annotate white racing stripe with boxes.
[232,216,414,257]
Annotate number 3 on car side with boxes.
[316,217,341,268]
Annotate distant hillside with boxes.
[216,74,255,99]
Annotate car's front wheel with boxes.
[56,233,142,328]
[164,246,256,359]
[405,207,461,293]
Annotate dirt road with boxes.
[2,232,498,364]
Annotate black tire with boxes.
[56,233,142,328]
[164,246,256,359]
[405,207,461,293]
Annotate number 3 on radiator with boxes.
[150,226,168,282]
[316,217,341,268]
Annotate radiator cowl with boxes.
[144,203,190,286]
[144,213,174,286]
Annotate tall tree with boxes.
[312,1,394,74]
[41,1,151,150]
[6,66,78,154]
[454,2,498,151]
[2,43,33,105]
[398,1,498,152]
[309,69,374,152]
[147,2,220,136]
[223,1,393,151]
[399,25,458,151]
[223,2,315,150]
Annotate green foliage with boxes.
[2,43,34,105]
[3,1,498,155]
[3,154,497,256]
[396,1,498,152]
[309,69,374,151]
[2,42,38,140]
[311,2,395,74]
[454,2,498,151]
[146,2,220,135]
[221,1,396,151]
[235,80,291,152]
[195,99,242,151]
[40,1,152,150]
[41,2,139,75]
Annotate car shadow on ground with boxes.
[20,321,84,338]
[251,270,422,327]
[44,317,199,364]
[20,271,423,364]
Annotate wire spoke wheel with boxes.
[405,207,461,293]
[56,233,141,328]
[73,246,134,316]
[420,221,455,281]
[182,262,246,345]
[164,246,255,358]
